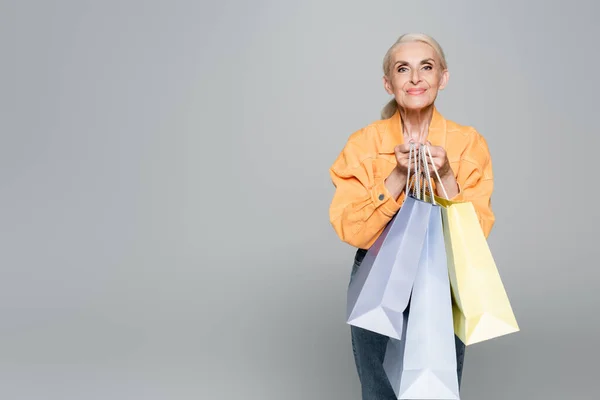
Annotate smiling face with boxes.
[383,41,449,111]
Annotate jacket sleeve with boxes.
[328,132,403,249]
[449,130,496,238]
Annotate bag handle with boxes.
[405,142,425,199]
[422,145,450,201]
[407,143,451,205]
[405,143,452,204]
[404,142,417,197]
[418,144,436,204]
[405,142,434,203]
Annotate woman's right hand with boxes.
[393,143,416,176]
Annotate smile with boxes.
[406,89,426,95]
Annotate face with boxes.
[383,41,449,111]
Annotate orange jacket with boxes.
[329,107,495,249]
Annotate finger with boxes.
[425,145,439,156]
[396,149,413,160]
[431,146,447,158]
[421,152,438,164]
[398,143,415,153]
[422,157,440,169]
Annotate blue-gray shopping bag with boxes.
[346,192,433,340]
[382,199,460,399]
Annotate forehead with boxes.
[391,41,438,63]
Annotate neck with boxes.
[398,105,434,143]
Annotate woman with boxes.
[328,33,495,399]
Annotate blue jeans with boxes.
[349,249,465,400]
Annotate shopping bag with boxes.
[383,202,460,399]
[346,143,432,340]
[419,144,519,345]
[346,194,433,339]
[434,195,519,345]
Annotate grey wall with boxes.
[3,0,598,399]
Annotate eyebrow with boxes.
[394,58,436,66]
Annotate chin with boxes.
[402,101,434,111]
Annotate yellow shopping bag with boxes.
[432,195,519,346]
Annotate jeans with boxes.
[349,249,465,400]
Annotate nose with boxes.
[410,69,421,84]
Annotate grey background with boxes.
[3,0,599,399]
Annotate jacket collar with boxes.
[379,106,447,154]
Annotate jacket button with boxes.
[378,194,385,201]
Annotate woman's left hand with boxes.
[423,142,460,198]
[424,142,451,178]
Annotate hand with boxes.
[393,142,419,176]
[423,142,452,178]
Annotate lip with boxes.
[406,88,426,95]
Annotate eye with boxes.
[422,65,433,71]
[397,66,408,73]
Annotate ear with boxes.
[438,70,449,90]
[382,75,394,95]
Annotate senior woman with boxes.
[328,33,495,399]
